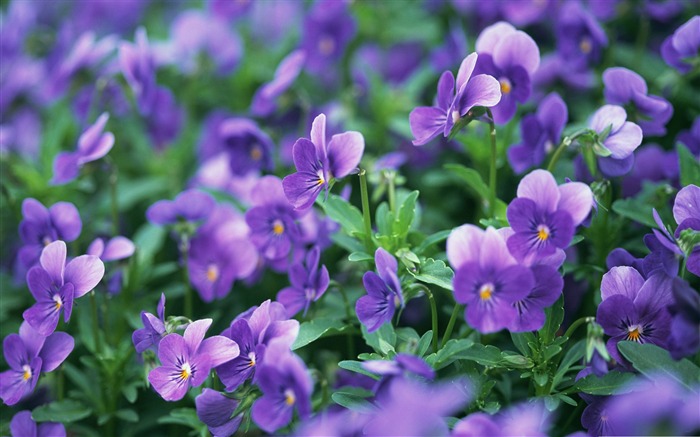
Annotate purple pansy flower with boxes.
[409,52,502,146]
[195,389,242,437]
[119,27,156,114]
[452,412,500,436]
[1,322,74,406]
[218,117,275,176]
[621,144,678,197]
[18,198,81,271]
[52,112,115,185]
[246,176,303,261]
[603,67,673,136]
[506,170,594,263]
[430,22,468,73]
[447,225,533,333]
[508,92,567,174]
[556,1,608,68]
[250,340,313,433]
[672,184,700,276]
[356,248,404,333]
[132,293,167,354]
[283,113,365,211]
[668,277,700,360]
[23,241,104,336]
[148,318,240,402]
[661,16,700,73]
[251,50,305,117]
[300,0,356,76]
[217,300,299,392]
[146,189,215,226]
[587,105,643,177]
[677,116,700,158]
[473,21,540,124]
[277,246,330,317]
[596,267,673,364]
[9,410,66,437]
[87,236,135,262]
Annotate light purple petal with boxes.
[18,322,46,360]
[459,74,502,112]
[603,67,647,102]
[447,224,483,269]
[51,152,80,185]
[409,106,447,146]
[436,71,455,110]
[589,105,627,134]
[276,287,306,317]
[557,182,594,226]
[199,335,240,368]
[157,333,189,367]
[23,302,60,336]
[310,113,327,157]
[10,411,37,437]
[327,131,364,179]
[455,52,479,93]
[184,318,213,355]
[600,266,645,301]
[39,241,66,284]
[673,184,700,225]
[101,236,135,261]
[604,122,643,159]
[39,332,74,372]
[64,255,104,298]
[493,31,540,74]
[148,366,189,401]
[251,393,293,433]
[146,200,178,225]
[49,202,81,242]
[26,267,53,302]
[251,175,288,207]
[479,227,516,269]
[87,239,105,257]
[174,190,215,222]
[516,169,560,213]
[475,22,517,55]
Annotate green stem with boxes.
[358,169,374,253]
[564,316,595,340]
[387,172,397,215]
[680,257,687,280]
[441,304,461,348]
[424,287,439,354]
[90,291,103,354]
[109,163,119,235]
[180,236,193,319]
[485,109,497,216]
[56,366,64,401]
[546,141,568,172]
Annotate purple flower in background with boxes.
[283,113,365,210]
[409,52,501,146]
[356,248,404,333]
[251,340,313,433]
[188,206,258,302]
[556,1,608,68]
[119,27,157,114]
[9,410,66,437]
[52,112,115,185]
[1,322,74,406]
[352,42,424,90]
[23,241,104,336]
[148,319,240,402]
[661,16,700,73]
[668,277,700,359]
[588,105,643,177]
[507,170,594,263]
[621,144,678,197]
[603,67,673,136]
[246,176,303,261]
[208,0,252,20]
[672,184,700,276]
[18,198,81,271]
[500,0,553,26]
[251,50,305,117]
[219,118,275,176]
[87,236,135,262]
[596,267,673,363]
[447,225,533,333]
[277,246,330,317]
[195,389,242,437]
[363,354,435,400]
[132,293,167,354]
[300,0,356,76]
[430,22,468,72]
[473,21,540,124]
[144,86,184,150]
[508,92,567,173]
[677,116,700,158]
[217,300,299,392]
[1,108,42,159]
[452,412,500,436]
[146,189,215,226]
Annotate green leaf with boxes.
[414,230,451,254]
[454,343,503,367]
[618,342,700,391]
[32,400,93,423]
[538,296,564,345]
[338,361,381,380]
[394,190,419,237]
[115,409,139,422]
[157,408,206,431]
[678,143,700,186]
[408,258,454,291]
[319,194,365,237]
[292,318,351,350]
[553,340,586,389]
[500,352,534,369]
[511,332,536,357]
[362,323,396,356]
[331,389,375,413]
[573,370,636,395]
[133,223,166,267]
[425,339,475,369]
[417,331,434,357]
[445,164,490,200]
[375,202,393,237]
[348,252,374,262]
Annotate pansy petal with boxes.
[26,267,53,302]
[409,106,446,146]
[589,105,627,134]
[475,22,517,54]
[356,294,394,332]
[436,71,455,110]
[516,169,560,213]
[64,255,104,298]
[310,113,327,156]
[600,266,645,301]
[673,184,700,225]
[455,52,479,92]
[458,74,502,112]
[604,122,642,159]
[282,171,324,211]
[327,131,364,179]
[493,31,540,74]
[10,411,37,437]
[557,182,594,226]
[447,224,483,269]
[23,302,60,336]
[39,332,74,372]
[101,236,135,261]
[40,241,66,285]
[175,190,215,222]
[251,393,293,433]
[148,366,189,402]
[184,318,213,354]
[158,333,189,367]
[49,202,82,242]
[51,152,81,185]
[199,335,240,368]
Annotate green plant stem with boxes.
[109,163,119,235]
[180,236,193,319]
[56,366,64,401]
[564,316,595,340]
[441,304,461,348]
[358,169,374,253]
[387,172,397,215]
[425,287,439,354]
[547,141,568,172]
[680,257,687,279]
[485,109,497,216]
[90,291,103,354]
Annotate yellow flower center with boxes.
[537,225,550,241]
[180,363,192,380]
[272,219,285,236]
[53,294,63,311]
[479,283,493,301]
[248,352,256,367]
[206,264,219,282]
[22,365,32,381]
[626,325,642,342]
[579,37,592,54]
[284,389,296,406]
[250,144,262,161]
[318,36,335,56]
[499,78,512,94]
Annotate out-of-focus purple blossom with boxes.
[352,42,424,91]
[52,112,114,185]
[145,86,184,150]
[507,170,594,263]
[18,198,82,271]
[500,0,553,26]
[448,225,533,333]
[0,108,42,159]
[668,277,700,359]
[453,401,551,436]
[672,184,700,276]
[188,206,258,302]
[409,52,501,146]
[596,267,673,364]
[430,22,468,72]
[473,21,540,124]
[251,340,313,433]
[132,293,166,355]
[277,246,329,317]
[148,319,239,402]
[217,300,299,392]
[195,389,242,437]
[300,0,356,77]
[661,16,700,73]
[556,1,608,68]
[87,236,135,262]
[374,152,407,172]
[452,412,500,436]
[588,105,643,177]
[1,322,74,406]
[119,27,157,114]
[295,409,371,436]
[603,67,673,136]
[251,50,305,117]
[363,354,435,400]
[23,241,105,336]
[677,116,700,158]
[9,410,66,437]
[508,92,567,174]
[532,53,595,93]
[221,118,275,176]
[69,0,147,35]
[191,154,260,205]
[146,189,215,226]
[621,144,678,197]
[356,248,404,333]
[208,0,252,20]
[643,0,684,22]
[283,113,364,210]
[73,80,130,124]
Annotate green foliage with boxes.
[293,318,353,350]
[618,342,700,391]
